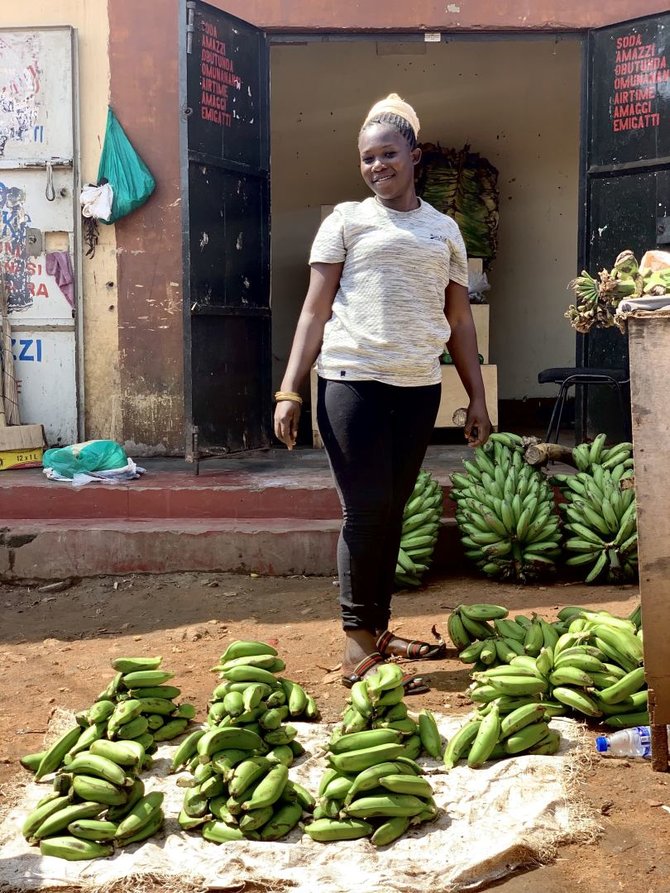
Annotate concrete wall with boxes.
[270,37,581,401]
[216,0,670,31]
[0,0,120,442]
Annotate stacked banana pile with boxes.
[449,603,646,740]
[21,656,196,781]
[173,725,315,842]
[173,639,319,842]
[450,434,561,583]
[305,665,440,846]
[552,436,637,584]
[395,469,443,589]
[19,656,187,860]
[444,701,560,770]
[208,639,319,739]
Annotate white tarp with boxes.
[0,712,599,893]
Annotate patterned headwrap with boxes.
[362,93,421,141]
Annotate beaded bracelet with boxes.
[274,390,303,405]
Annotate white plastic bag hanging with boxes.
[79,183,114,222]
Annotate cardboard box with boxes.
[0,424,45,471]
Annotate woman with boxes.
[274,94,491,693]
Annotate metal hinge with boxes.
[186,1,196,55]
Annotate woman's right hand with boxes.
[274,400,301,450]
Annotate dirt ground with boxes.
[1,571,668,893]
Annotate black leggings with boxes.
[317,377,441,633]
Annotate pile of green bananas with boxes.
[459,604,647,732]
[173,725,315,842]
[21,656,196,783]
[208,639,320,735]
[444,701,560,770]
[19,655,195,860]
[395,469,443,588]
[552,436,637,583]
[447,602,560,665]
[305,665,441,846]
[21,748,165,860]
[172,640,320,842]
[450,433,561,582]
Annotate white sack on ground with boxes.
[0,712,599,893]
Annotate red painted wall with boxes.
[108,0,185,453]
[212,1,670,31]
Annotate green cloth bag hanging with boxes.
[97,107,156,223]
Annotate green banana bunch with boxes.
[22,654,198,795]
[443,699,559,769]
[450,434,561,583]
[308,665,440,846]
[552,444,637,584]
[395,469,444,588]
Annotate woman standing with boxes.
[274,94,491,693]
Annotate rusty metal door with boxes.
[0,27,79,446]
[579,12,670,440]
[182,1,270,457]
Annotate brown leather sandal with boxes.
[376,625,447,661]
[341,651,430,695]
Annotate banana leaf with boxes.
[415,144,499,262]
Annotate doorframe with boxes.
[178,0,193,458]
[0,24,82,442]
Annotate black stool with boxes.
[537,367,629,443]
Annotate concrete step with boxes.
[0,517,462,580]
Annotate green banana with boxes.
[504,720,551,754]
[552,686,602,717]
[460,603,509,622]
[152,718,189,741]
[371,815,411,847]
[120,670,175,688]
[116,807,164,846]
[330,728,402,755]
[467,703,500,768]
[197,726,263,760]
[344,793,427,819]
[201,821,247,843]
[72,775,128,806]
[68,819,119,841]
[328,742,407,774]
[35,726,82,780]
[63,751,129,788]
[115,791,164,839]
[304,817,373,842]
[219,640,278,663]
[229,757,272,798]
[114,715,150,741]
[240,764,289,811]
[258,801,303,840]
[39,836,113,860]
[597,667,646,705]
[107,699,144,737]
[500,702,547,738]
[111,656,163,674]
[31,801,104,841]
[220,665,281,686]
[22,795,71,840]
[379,774,433,798]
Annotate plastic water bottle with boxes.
[595,726,654,758]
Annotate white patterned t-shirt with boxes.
[309,196,469,386]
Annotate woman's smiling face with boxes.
[358,123,421,209]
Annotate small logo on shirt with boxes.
[430,234,449,243]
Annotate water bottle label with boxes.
[636,726,651,757]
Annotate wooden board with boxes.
[434,364,498,428]
[628,315,670,727]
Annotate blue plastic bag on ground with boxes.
[42,440,128,479]
[97,107,155,223]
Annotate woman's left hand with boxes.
[464,397,492,447]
